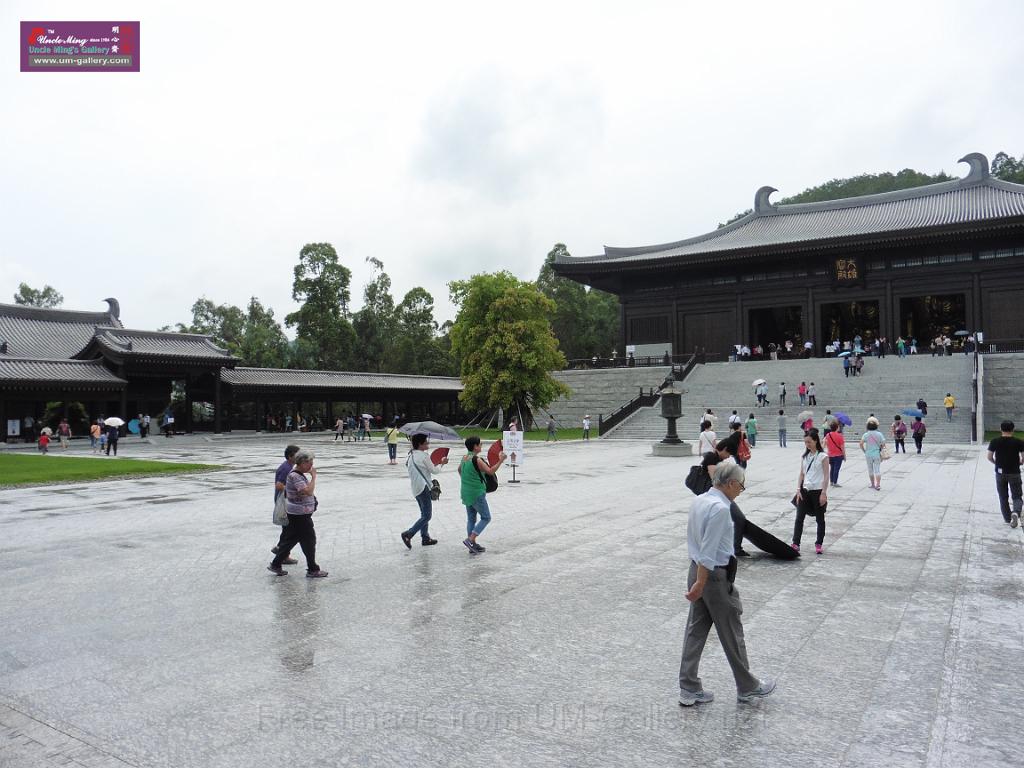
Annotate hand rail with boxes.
[978,338,1024,354]
[598,352,700,436]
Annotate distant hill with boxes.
[718,150,1024,228]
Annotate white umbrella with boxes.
[797,410,814,422]
[752,378,766,386]
[361,413,373,420]
[40,426,53,436]
[104,416,125,428]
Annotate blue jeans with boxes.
[388,443,397,460]
[778,429,787,447]
[405,487,433,540]
[748,432,756,447]
[829,456,843,484]
[466,494,491,537]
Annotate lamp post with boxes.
[651,383,693,457]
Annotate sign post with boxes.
[502,430,525,483]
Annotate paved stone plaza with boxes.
[1,434,1021,767]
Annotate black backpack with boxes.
[685,464,713,496]
[473,457,499,493]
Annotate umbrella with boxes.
[40,426,53,436]
[901,408,924,418]
[103,416,125,428]
[836,350,852,358]
[798,410,814,422]
[398,421,461,441]
[361,413,373,420]
[834,411,853,426]
[752,378,766,387]
[954,330,970,336]
[128,418,141,435]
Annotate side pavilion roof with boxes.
[221,367,463,393]
[554,153,1024,273]
[0,301,122,360]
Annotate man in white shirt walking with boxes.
[678,463,776,706]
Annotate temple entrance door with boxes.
[748,306,803,349]
[899,294,966,344]
[819,301,880,348]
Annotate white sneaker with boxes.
[679,689,715,707]
[737,678,776,702]
[1012,513,1020,529]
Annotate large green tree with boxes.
[992,151,1024,183]
[284,243,356,370]
[537,243,620,359]
[351,257,397,372]
[13,282,63,308]
[391,287,453,376]
[177,296,290,367]
[449,272,569,418]
[177,298,245,352]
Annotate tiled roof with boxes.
[90,328,236,362]
[222,367,464,392]
[0,357,126,387]
[556,153,1024,270]
[0,302,121,359]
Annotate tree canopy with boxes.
[13,283,63,308]
[351,257,397,372]
[449,271,569,417]
[176,296,289,367]
[284,243,357,370]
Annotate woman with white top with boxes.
[697,421,718,456]
[401,433,448,548]
[792,427,830,554]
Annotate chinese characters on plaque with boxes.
[834,258,860,281]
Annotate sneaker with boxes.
[267,564,288,576]
[271,546,280,554]
[471,541,486,553]
[790,543,800,552]
[463,538,477,554]
[401,532,412,550]
[678,689,715,707]
[283,557,298,565]
[1012,513,1020,529]
[421,537,438,546]
[306,570,329,578]
[833,482,842,488]
[737,678,776,702]
[815,544,823,555]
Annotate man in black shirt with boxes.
[987,420,1024,528]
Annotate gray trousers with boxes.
[996,472,1023,523]
[679,561,759,694]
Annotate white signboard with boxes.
[6,419,20,437]
[502,430,525,467]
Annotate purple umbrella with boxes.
[834,412,853,426]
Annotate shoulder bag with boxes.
[409,454,441,500]
[273,492,288,526]
[685,464,713,496]
[474,456,499,493]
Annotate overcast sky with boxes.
[2,1,1022,333]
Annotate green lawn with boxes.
[983,431,1024,443]
[0,453,221,487]
[452,428,586,442]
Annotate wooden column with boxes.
[972,271,982,331]
[256,395,263,431]
[884,279,894,341]
[214,371,222,434]
[804,286,814,344]
[735,293,743,345]
[0,397,7,444]
[185,375,194,434]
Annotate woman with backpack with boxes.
[458,436,506,554]
[911,416,927,454]
[793,427,829,554]
[824,426,846,487]
[890,415,907,453]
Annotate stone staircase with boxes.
[605,355,974,443]
[546,366,673,428]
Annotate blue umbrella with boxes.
[836,350,852,358]
[834,411,853,426]
[902,408,924,418]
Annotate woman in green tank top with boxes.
[458,436,506,554]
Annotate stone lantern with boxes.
[652,383,693,457]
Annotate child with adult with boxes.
[268,450,328,577]
[890,415,907,453]
[824,424,846,487]
[270,445,300,565]
[458,437,506,554]
[401,433,448,548]
[859,417,886,490]
[792,428,829,554]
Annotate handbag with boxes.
[738,437,751,462]
[880,442,892,461]
[409,454,442,500]
[685,464,712,496]
[474,457,499,493]
[273,492,288,526]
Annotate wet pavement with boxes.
[1,435,1021,767]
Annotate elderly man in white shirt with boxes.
[678,462,776,706]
